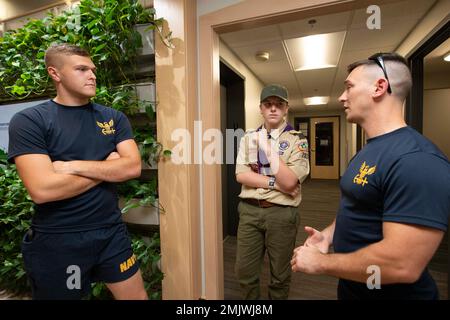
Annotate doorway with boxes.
[408,20,450,299]
[310,117,339,179]
[199,0,447,299]
[220,61,245,238]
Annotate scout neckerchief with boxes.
[256,122,294,175]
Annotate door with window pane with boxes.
[310,117,339,179]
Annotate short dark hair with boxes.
[347,52,412,101]
[347,52,408,73]
[44,43,90,67]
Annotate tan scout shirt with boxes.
[235,122,310,207]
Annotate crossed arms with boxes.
[236,133,304,197]
[14,139,141,204]
[292,220,444,284]
[236,159,300,196]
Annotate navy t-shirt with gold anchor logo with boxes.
[334,126,450,299]
[7,100,134,233]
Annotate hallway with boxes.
[224,179,448,299]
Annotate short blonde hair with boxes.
[44,43,90,68]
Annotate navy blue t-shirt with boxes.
[7,100,134,233]
[334,126,450,299]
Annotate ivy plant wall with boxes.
[0,0,166,299]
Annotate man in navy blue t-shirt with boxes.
[291,52,449,299]
[8,43,147,299]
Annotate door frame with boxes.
[406,18,450,299]
[406,20,450,132]
[294,117,311,145]
[198,0,374,299]
[309,116,340,179]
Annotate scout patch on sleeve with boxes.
[297,140,308,152]
[279,140,290,151]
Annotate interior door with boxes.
[310,117,339,179]
[220,61,245,237]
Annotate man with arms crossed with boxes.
[8,43,147,300]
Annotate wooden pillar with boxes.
[154,0,201,299]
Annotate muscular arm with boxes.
[53,139,141,182]
[15,154,101,204]
[293,222,444,284]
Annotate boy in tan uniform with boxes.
[235,84,309,299]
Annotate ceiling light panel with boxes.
[303,96,330,105]
[284,31,346,71]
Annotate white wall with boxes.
[219,40,265,130]
[289,109,351,176]
[423,89,450,158]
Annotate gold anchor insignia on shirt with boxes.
[353,161,376,186]
[96,119,116,135]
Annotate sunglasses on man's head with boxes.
[368,53,392,94]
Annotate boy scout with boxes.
[235,84,310,299]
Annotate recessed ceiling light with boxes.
[255,51,270,62]
[444,52,450,62]
[304,96,329,105]
[284,31,346,71]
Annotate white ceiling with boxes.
[219,0,439,112]
[424,37,450,74]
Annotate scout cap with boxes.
[260,84,288,103]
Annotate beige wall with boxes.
[0,2,70,31]
[424,71,450,90]
[0,0,61,21]
[1,0,149,30]
[219,40,265,130]
[155,0,201,299]
[289,110,351,176]
[197,0,244,16]
[423,89,450,158]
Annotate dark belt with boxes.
[242,198,284,208]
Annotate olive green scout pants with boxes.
[235,201,300,300]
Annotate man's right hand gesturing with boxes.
[304,226,330,254]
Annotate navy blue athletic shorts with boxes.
[21,223,140,300]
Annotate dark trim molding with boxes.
[406,20,450,133]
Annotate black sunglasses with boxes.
[368,53,392,94]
